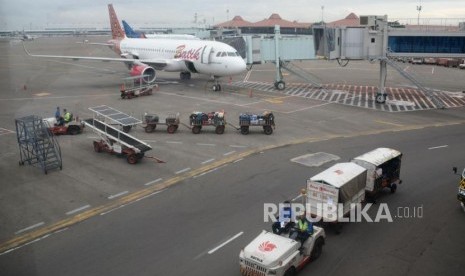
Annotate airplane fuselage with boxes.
[116,38,246,77]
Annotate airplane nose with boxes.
[233,58,247,74]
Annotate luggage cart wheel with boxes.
[167,125,177,134]
[127,154,138,164]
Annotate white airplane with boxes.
[23,4,246,91]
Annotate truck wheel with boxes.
[67,126,80,135]
[390,183,397,193]
[93,141,101,153]
[215,125,225,134]
[192,126,201,134]
[263,126,273,135]
[311,237,324,260]
[284,267,296,276]
[127,154,138,164]
[167,125,176,134]
[145,125,156,133]
[240,126,249,135]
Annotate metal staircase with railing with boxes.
[15,115,62,174]
[279,61,328,92]
[385,57,445,109]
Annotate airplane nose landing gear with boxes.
[209,76,222,91]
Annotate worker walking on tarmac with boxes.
[55,107,61,119]
[290,214,313,247]
[63,109,72,123]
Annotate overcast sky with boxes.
[1,0,464,30]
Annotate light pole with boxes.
[321,5,324,23]
[416,1,422,25]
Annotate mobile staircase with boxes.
[15,115,62,174]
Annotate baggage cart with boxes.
[143,112,180,134]
[238,111,275,135]
[189,111,226,134]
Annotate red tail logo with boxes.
[108,4,125,39]
[258,241,277,252]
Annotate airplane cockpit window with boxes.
[216,52,222,57]
[227,52,236,57]
[221,52,227,57]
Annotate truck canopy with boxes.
[352,148,401,167]
[351,148,402,192]
[242,230,299,268]
[310,162,367,202]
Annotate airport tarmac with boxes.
[0,36,464,256]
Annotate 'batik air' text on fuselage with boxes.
[111,38,246,77]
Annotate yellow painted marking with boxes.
[266,99,283,104]
[374,120,404,127]
[265,95,294,104]
[1,119,464,254]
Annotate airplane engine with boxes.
[130,64,156,83]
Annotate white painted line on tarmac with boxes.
[135,190,165,202]
[0,127,15,135]
[101,190,166,216]
[229,145,247,148]
[175,167,191,174]
[197,143,216,146]
[143,140,158,143]
[100,205,126,216]
[223,151,236,156]
[15,222,45,235]
[195,164,228,178]
[108,191,129,200]
[166,141,183,144]
[428,145,448,150]
[145,178,163,186]
[0,234,52,256]
[233,158,244,163]
[66,205,91,216]
[208,232,244,254]
[201,158,215,164]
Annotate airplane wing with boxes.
[23,42,169,68]
[76,41,113,46]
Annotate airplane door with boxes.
[201,45,212,64]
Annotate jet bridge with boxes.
[312,15,465,107]
[242,26,320,90]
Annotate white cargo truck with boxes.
[306,162,367,224]
[239,226,325,276]
[351,147,402,197]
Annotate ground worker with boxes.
[63,109,72,123]
[55,107,61,119]
[290,214,313,247]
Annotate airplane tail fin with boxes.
[122,20,146,38]
[108,4,125,39]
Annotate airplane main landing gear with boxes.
[375,93,387,104]
[274,81,286,90]
[212,84,222,91]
